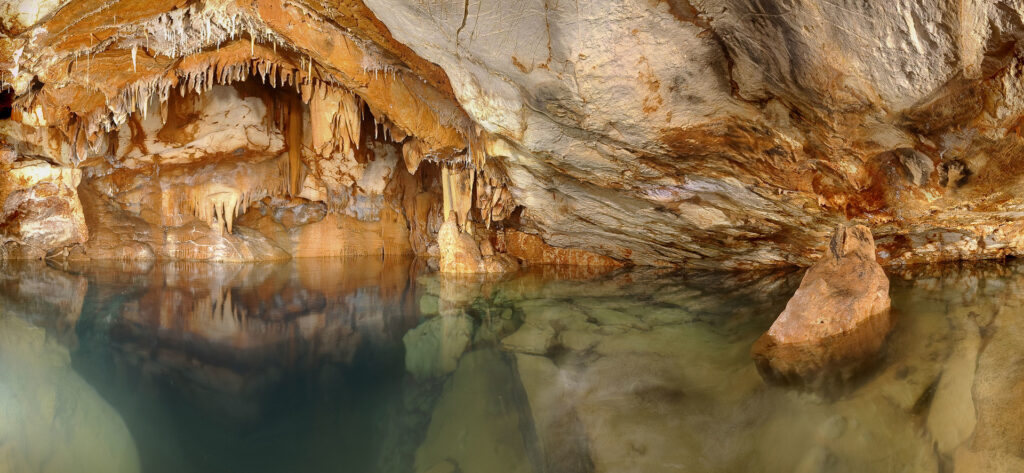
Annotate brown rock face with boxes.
[437,220,518,274]
[752,225,892,384]
[0,160,88,258]
[502,229,623,267]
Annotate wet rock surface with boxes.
[0,159,88,258]
[437,220,518,273]
[362,0,1024,268]
[752,225,893,384]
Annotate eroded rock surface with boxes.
[752,225,892,383]
[0,159,87,258]
[6,1,1024,267]
[437,220,518,273]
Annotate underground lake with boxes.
[1,257,1018,472]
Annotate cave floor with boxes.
[0,257,1020,473]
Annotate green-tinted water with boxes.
[0,257,1020,472]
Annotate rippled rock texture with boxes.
[6,1,1024,268]
[0,158,87,258]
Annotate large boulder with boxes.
[752,224,892,384]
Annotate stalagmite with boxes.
[441,166,453,224]
[439,165,475,231]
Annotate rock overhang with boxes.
[3,0,1024,269]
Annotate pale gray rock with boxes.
[402,314,473,379]
[0,314,140,473]
[364,0,1024,268]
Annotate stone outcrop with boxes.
[0,159,88,258]
[360,0,1024,268]
[752,225,892,383]
[437,220,518,273]
[501,229,623,267]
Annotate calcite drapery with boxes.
[360,0,1024,268]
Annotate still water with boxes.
[0,257,1020,472]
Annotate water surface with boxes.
[1,257,1022,472]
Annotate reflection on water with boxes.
[3,258,1024,472]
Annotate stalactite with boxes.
[339,92,360,151]
[159,98,169,126]
[469,125,487,169]
[287,94,303,196]
[453,167,474,232]
[172,157,288,234]
[402,138,429,174]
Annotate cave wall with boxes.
[363,0,1024,268]
[4,0,1024,268]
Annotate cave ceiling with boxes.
[4,0,1024,269]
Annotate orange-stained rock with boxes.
[66,181,156,261]
[161,220,290,262]
[237,201,412,258]
[291,210,412,257]
[752,224,892,384]
[0,160,88,258]
[437,220,517,274]
[502,229,622,267]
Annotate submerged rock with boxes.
[0,314,140,473]
[752,225,892,384]
[414,349,535,473]
[403,314,473,379]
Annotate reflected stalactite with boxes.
[0,260,89,348]
[0,256,427,388]
[10,256,1024,471]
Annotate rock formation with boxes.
[5,1,1024,269]
[0,158,87,258]
[752,224,892,384]
[437,219,518,273]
